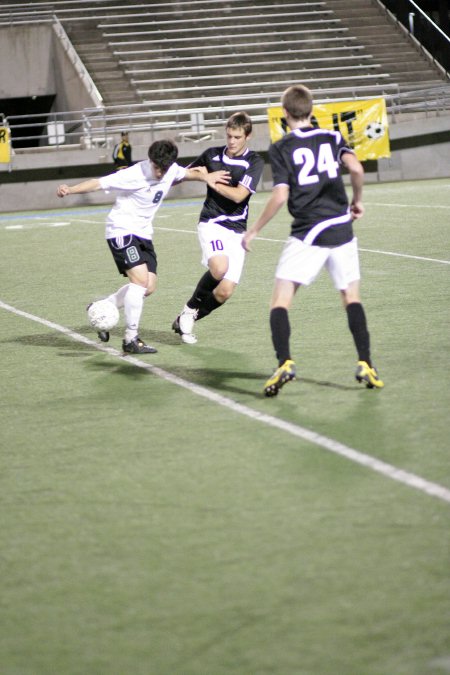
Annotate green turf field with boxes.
[1,178,449,675]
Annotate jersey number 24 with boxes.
[293,144,339,185]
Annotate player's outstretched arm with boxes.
[56,178,102,198]
[242,185,288,251]
[183,167,230,185]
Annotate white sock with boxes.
[124,283,146,343]
[105,284,129,309]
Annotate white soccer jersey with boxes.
[99,159,186,240]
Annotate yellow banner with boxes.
[268,98,390,160]
[0,126,11,163]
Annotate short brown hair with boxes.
[282,85,313,121]
[226,111,252,137]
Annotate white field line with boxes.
[2,211,449,265]
[155,227,450,265]
[358,248,450,264]
[363,201,450,209]
[250,197,450,209]
[1,299,450,505]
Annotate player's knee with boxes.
[215,287,232,302]
[341,287,360,306]
[209,257,228,280]
[215,280,235,303]
[146,279,157,296]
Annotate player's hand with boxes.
[56,184,70,197]
[350,200,365,219]
[206,170,231,187]
[242,230,256,252]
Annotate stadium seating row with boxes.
[1,0,448,140]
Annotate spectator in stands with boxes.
[172,111,264,344]
[56,139,229,354]
[242,84,384,396]
[112,131,133,170]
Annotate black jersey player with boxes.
[172,111,264,344]
[242,84,384,395]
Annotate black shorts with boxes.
[107,235,157,277]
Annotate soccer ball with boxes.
[87,300,119,331]
[365,121,385,140]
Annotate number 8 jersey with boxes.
[99,159,187,241]
[269,127,355,247]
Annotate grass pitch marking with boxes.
[2,299,450,506]
[2,210,448,266]
[154,227,450,266]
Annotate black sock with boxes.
[187,271,220,310]
[346,302,371,366]
[270,307,291,365]
[196,293,222,320]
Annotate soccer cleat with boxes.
[172,315,197,345]
[179,306,198,333]
[264,359,296,397]
[172,308,198,344]
[172,315,182,335]
[355,361,384,389]
[122,337,158,354]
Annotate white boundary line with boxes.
[155,228,450,265]
[363,201,450,209]
[2,213,449,265]
[2,299,450,505]
[358,248,450,265]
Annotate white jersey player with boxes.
[57,139,229,354]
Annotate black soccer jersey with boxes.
[190,146,264,232]
[269,127,355,247]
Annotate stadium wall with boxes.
[0,24,101,114]
[0,116,449,212]
[0,25,53,100]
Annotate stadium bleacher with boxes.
[0,0,448,150]
[0,0,449,212]
[1,0,447,112]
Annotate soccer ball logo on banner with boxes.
[365,121,385,140]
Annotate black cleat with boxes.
[172,316,182,335]
[87,302,111,342]
[122,337,158,354]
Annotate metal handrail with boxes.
[377,0,450,73]
[4,83,450,151]
[406,0,449,41]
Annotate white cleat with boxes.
[179,305,198,335]
[181,332,198,344]
[172,306,199,345]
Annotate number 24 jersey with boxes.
[269,127,355,247]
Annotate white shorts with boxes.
[275,236,360,290]
[197,221,246,284]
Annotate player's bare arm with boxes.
[184,167,230,185]
[57,178,102,197]
[210,181,251,204]
[341,152,365,219]
[242,185,289,251]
